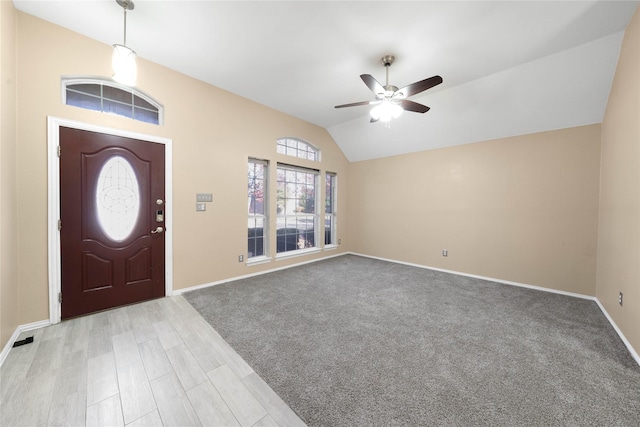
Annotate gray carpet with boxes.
[184,255,640,426]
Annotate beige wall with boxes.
[348,125,602,296]
[597,6,640,354]
[1,1,19,349]
[10,12,349,333]
[3,4,639,361]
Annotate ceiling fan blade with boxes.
[396,75,443,98]
[334,100,375,109]
[399,99,430,113]
[360,74,385,96]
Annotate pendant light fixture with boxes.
[112,0,137,86]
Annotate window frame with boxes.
[276,137,320,162]
[275,163,321,259]
[247,158,270,264]
[324,172,337,249]
[61,77,164,125]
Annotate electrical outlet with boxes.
[238,255,244,262]
[442,249,448,257]
[338,239,342,245]
[618,292,623,306]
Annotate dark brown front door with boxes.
[60,127,166,319]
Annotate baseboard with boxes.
[173,251,347,295]
[350,251,640,367]
[0,319,50,368]
[172,250,640,367]
[594,298,640,366]
[176,250,593,301]
[349,252,594,300]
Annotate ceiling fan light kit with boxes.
[370,100,403,122]
[335,54,443,126]
[112,0,137,86]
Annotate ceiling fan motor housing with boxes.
[383,85,399,97]
[334,53,442,121]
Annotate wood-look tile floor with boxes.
[0,296,307,427]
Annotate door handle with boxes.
[151,227,164,234]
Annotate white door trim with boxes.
[47,116,174,324]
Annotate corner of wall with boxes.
[0,0,20,350]
[596,4,640,358]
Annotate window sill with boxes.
[275,247,322,261]
[323,245,339,251]
[246,256,272,266]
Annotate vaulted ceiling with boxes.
[13,1,639,161]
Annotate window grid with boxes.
[325,172,337,246]
[276,138,319,162]
[63,79,162,125]
[248,159,268,259]
[276,164,319,254]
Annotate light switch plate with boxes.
[196,193,213,202]
[196,203,206,212]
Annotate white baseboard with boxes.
[594,298,640,366]
[350,251,639,367]
[0,319,50,367]
[173,251,346,295]
[153,249,640,368]
[3,255,637,370]
[349,252,595,300]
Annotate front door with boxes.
[59,127,166,319]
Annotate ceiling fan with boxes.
[335,55,443,123]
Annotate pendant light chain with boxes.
[123,4,127,46]
[115,0,134,47]
[386,64,390,87]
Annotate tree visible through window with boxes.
[325,172,337,246]
[248,159,268,259]
[276,164,319,254]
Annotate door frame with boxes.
[47,116,173,324]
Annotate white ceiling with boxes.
[13,1,639,162]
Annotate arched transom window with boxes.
[62,78,163,125]
[277,137,320,162]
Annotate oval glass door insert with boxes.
[96,155,140,241]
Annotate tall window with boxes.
[276,164,319,254]
[325,172,337,246]
[277,137,320,162]
[248,159,268,259]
